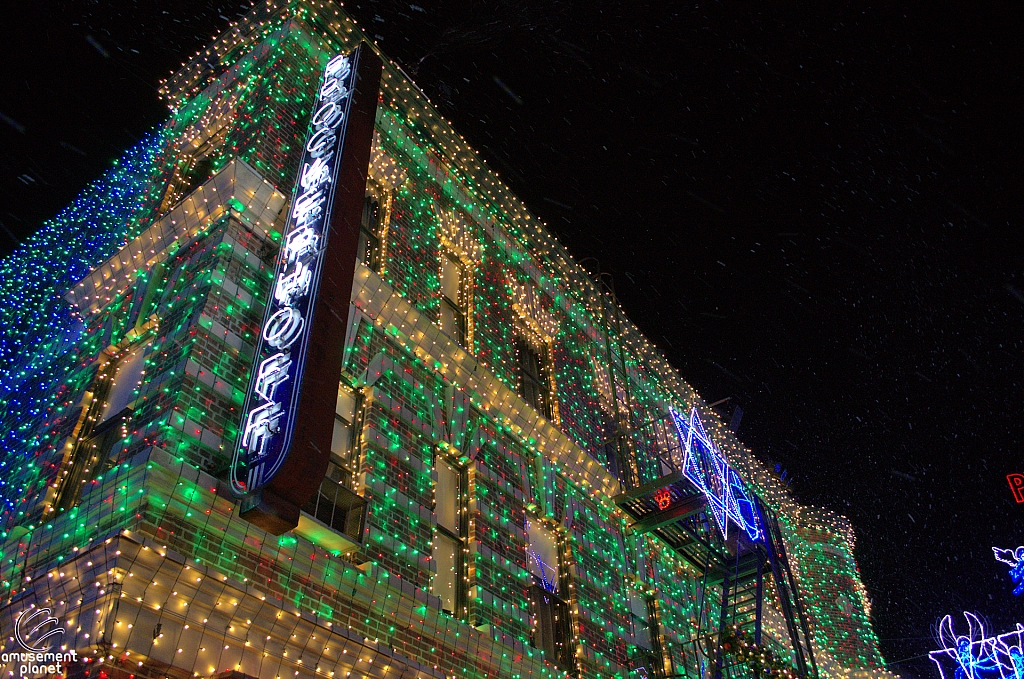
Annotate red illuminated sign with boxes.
[1009,474,1024,504]
[654,487,672,510]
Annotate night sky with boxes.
[1,1,1021,675]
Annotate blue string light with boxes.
[0,131,171,530]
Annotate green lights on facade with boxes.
[0,3,888,679]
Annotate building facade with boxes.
[0,4,891,679]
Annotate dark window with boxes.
[54,408,130,511]
[301,477,367,541]
[181,156,213,196]
[517,339,550,418]
[530,583,573,669]
[358,195,382,270]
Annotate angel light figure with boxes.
[1003,642,1024,679]
[994,625,1024,679]
[933,613,1003,679]
[993,546,1024,596]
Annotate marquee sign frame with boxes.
[231,44,382,534]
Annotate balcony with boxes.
[296,477,367,555]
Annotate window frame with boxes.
[52,340,151,512]
[328,383,364,489]
[358,192,383,271]
[527,519,560,593]
[516,337,553,420]
[529,583,574,670]
[357,180,393,274]
[438,251,469,347]
[295,381,368,545]
[526,518,574,670]
[300,475,367,541]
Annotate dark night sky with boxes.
[1,1,1022,675]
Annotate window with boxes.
[301,476,366,541]
[432,457,465,616]
[530,585,573,669]
[321,384,363,494]
[527,520,573,668]
[436,457,461,533]
[627,590,660,679]
[433,533,460,613]
[600,412,625,481]
[296,383,368,551]
[160,153,217,214]
[331,387,359,463]
[629,591,653,651]
[358,194,382,270]
[527,520,559,592]
[53,345,147,511]
[438,254,466,345]
[54,410,131,511]
[102,345,147,422]
[181,156,213,196]
[516,339,550,418]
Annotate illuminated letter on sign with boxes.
[1008,474,1024,504]
[231,46,382,534]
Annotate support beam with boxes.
[613,471,683,504]
[632,494,707,532]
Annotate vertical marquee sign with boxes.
[231,44,382,534]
